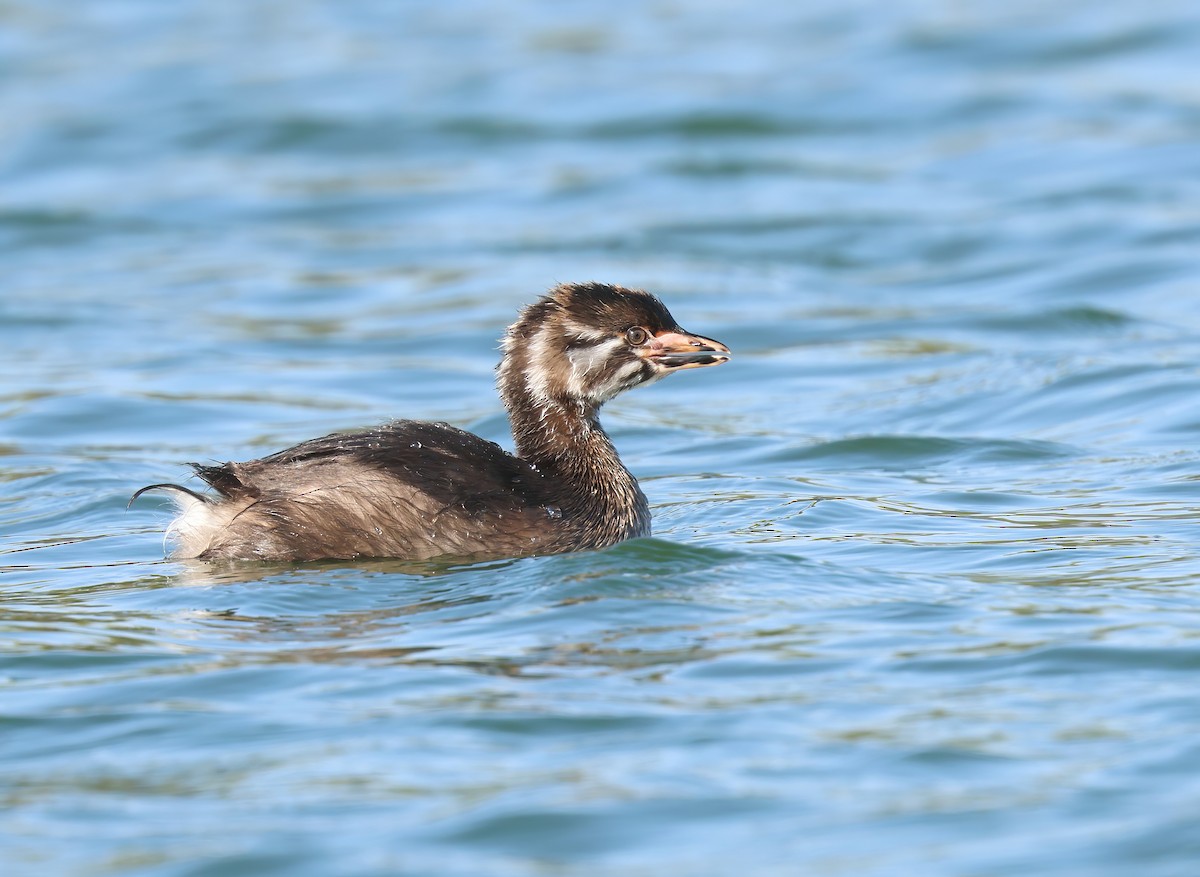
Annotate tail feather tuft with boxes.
[190,462,253,498]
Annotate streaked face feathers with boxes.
[498,282,729,411]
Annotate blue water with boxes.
[6,1,1200,874]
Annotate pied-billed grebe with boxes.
[133,282,730,562]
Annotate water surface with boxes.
[5,2,1200,875]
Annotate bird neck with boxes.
[502,382,649,536]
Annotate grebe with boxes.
[133,282,730,562]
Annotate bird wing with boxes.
[188,421,561,562]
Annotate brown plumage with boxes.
[133,282,730,563]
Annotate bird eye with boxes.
[625,327,650,346]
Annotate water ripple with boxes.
[6,1,1200,876]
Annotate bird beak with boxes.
[640,330,732,370]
